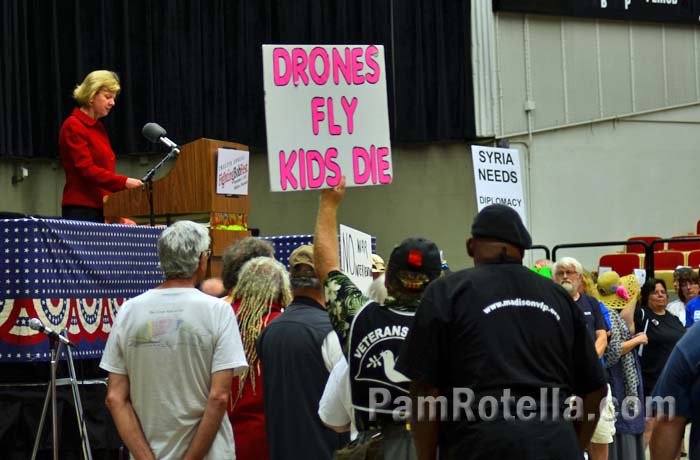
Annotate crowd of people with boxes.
[97,190,700,460]
[62,70,699,459]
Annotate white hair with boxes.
[367,274,388,305]
[552,257,584,276]
[157,221,210,279]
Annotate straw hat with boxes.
[593,271,640,310]
[371,254,386,274]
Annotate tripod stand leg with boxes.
[31,342,62,460]
[51,343,61,460]
[66,343,94,460]
[30,378,52,460]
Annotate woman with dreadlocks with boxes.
[224,256,292,460]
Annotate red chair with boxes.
[625,236,661,253]
[652,250,686,270]
[696,220,700,234]
[667,235,700,252]
[688,250,700,269]
[598,253,642,276]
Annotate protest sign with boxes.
[470,145,527,224]
[263,45,392,191]
[339,224,373,294]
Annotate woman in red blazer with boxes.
[59,70,143,222]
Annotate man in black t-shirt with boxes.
[396,204,606,460]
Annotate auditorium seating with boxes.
[688,250,700,268]
[655,270,676,292]
[667,235,700,252]
[625,236,661,253]
[649,250,686,294]
[598,253,642,276]
[652,250,686,270]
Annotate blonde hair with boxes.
[73,70,120,106]
[232,257,292,401]
[581,269,597,297]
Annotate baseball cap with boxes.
[388,237,442,284]
[288,244,315,277]
[471,204,532,249]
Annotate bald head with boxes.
[200,277,226,297]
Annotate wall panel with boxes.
[529,16,567,130]
[485,6,700,138]
[562,20,601,123]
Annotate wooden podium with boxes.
[104,138,251,276]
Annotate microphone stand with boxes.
[50,337,59,460]
[31,330,92,460]
[141,146,180,227]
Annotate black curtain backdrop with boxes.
[0,0,474,159]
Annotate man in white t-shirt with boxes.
[100,220,248,460]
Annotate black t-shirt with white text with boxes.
[396,263,606,460]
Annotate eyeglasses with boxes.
[554,270,578,278]
[651,290,667,296]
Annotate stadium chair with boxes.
[696,220,700,234]
[652,250,686,270]
[598,253,642,276]
[625,236,661,254]
[654,270,676,291]
[667,235,700,252]
[688,250,700,269]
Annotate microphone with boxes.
[142,122,179,150]
[29,318,75,348]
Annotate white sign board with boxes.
[339,224,372,294]
[262,44,392,192]
[216,148,249,196]
[470,145,526,224]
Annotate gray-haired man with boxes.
[553,257,613,460]
[101,220,248,460]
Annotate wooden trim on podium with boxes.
[104,138,250,218]
[105,138,252,280]
[210,229,251,256]
[207,230,251,278]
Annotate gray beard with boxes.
[560,281,577,295]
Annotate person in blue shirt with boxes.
[685,294,700,328]
[650,323,700,459]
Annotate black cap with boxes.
[388,237,442,282]
[471,204,532,249]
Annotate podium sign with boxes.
[216,148,249,196]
